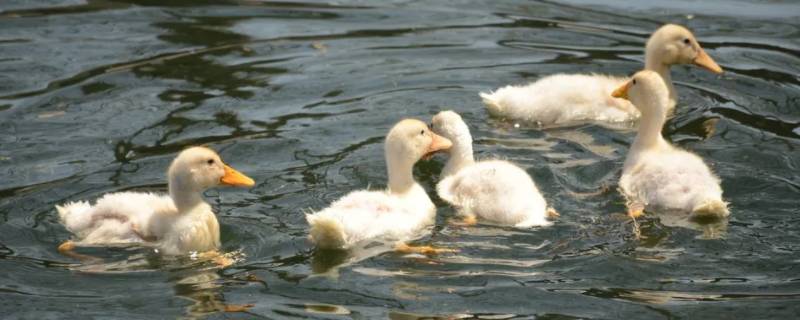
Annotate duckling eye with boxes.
[632,79,637,85]
[420,130,425,135]
[683,38,691,45]
[207,159,215,165]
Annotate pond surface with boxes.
[1,0,799,319]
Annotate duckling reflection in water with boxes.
[170,268,258,316]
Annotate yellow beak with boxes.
[220,164,255,187]
[611,80,633,100]
[422,132,452,160]
[693,47,723,74]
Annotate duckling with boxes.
[612,70,728,224]
[481,24,723,127]
[306,119,454,253]
[56,147,255,257]
[432,110,556,227]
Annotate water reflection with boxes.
[61,249,258,318]
[169,268,256,317]
[643,211,729,240]
[310,242,395,276]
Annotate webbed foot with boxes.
[224,304,254,313]
[395,243,458,255]
[546,207,560,219]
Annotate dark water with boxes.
[1,0,799,318]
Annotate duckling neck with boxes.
[386,156,416,194]
[169,177,206,212]
[442,136,475,177]
[633,104,668,151]
[645,57,677,109]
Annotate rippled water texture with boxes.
[1,0,799,318]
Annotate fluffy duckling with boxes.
[306,119,453,252]
[432,111,555,227]
[613,70,728,221]
[480,24,723,127]
[56,147,255,256]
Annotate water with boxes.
[1,0,799,318]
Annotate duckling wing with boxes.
[438,160,550,226]
[481,74,636,126]
[307,190,431,249]
[56,192,175,246]
[620,151,723,213]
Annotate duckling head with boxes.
[646,24,723,74]
[612,70,670,115]
[431,110,472,150]
[168,147,255,195]
[385,119,452,166]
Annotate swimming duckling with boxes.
[612,70,728,228]
[432,110,556,227]
[56,147,255,259]
[306,119,454,254]
[481,24,723,127]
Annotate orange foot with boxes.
[224,304,254,313]
[395,243,458,255]
[197,251,235,268]
[546,208,560,219]
[213,255,235,268]
[57,240,102,263]
[626,202,645,239]
[627,202,645,219]
[58,240,76,253]
[461,215,478,226]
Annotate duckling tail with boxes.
[480,91,505,116]
[306,214,347,250]
[55,201,92,233]
[435,176,458,204]
[692,200,730,219]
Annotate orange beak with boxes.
[611,80,633,100]
[220,164,255,187]
[693,47,723,74]
[422,133,452,160]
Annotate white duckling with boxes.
[56,147,255,256]
[306,119,453,252]
[432,111,555,227]
[480,24,723,127]
[613,70,728,221]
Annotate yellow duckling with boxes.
[612,70,728,222]
[306,119,453,253]
[431,110,557,227]
[56,147,255,256]
[481,24,723,127]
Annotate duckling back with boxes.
[437,160,551,227]
[620,150,728,218]
[306,188,435,250]
[56,192,176,246]
[480,74,637,126]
